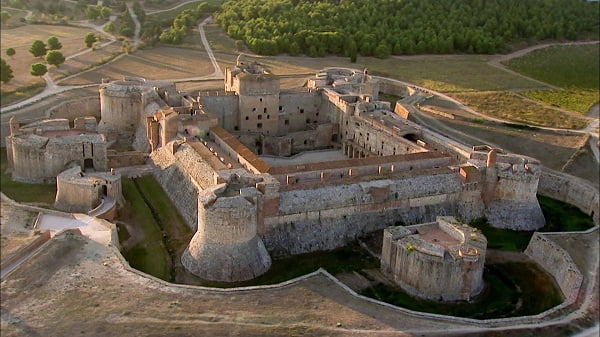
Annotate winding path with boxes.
[145,0,203,15]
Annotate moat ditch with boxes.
[115,175,594,319]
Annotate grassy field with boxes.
[361,262,562,319]
[117,177,171,281]
[0,148,56,204]
[469,196,595,252]
[0,24,98,90]
[520,88,599,115]
[449,91,589,129]
[146,2,203,25]
[60,46,215,85]
[179,242,380,288]
[505,44,599,114]
[51,41,123,82]
[505,44,599,88]
[0,7,28,28]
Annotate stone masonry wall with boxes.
[149,145,202,230]
[48,96,101,120]
[263,172,464,255]
[538,169,599,225]
[525,232,582,302]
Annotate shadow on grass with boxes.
[0,148,56,204]
[360,262,562,319]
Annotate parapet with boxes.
[381,216,487,301]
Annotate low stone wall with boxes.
[525,232,583,303]
[0,230,51,271]
[48,96,100,120]
[419,106,456,120]
[107,151,147,168]
[538,169,599,225]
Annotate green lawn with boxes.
[520,88,599,114]
[449,91,589,129]
[505,44,599,89]
[469,195,595,252]
[118,178,170,280]
[0,148,56,204]
[505,44,599,114]
[361,262,562,319]
[198,242,379,288]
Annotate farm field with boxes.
[0,24,101,89]
[50,41,123,83]
[449,91,590,129]
[60,46,215,85]
[505,44,600,114]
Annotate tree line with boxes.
[215,0,599,58]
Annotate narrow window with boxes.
[245,116,249,120]
[264,107,267,113]
[258,115,262,120]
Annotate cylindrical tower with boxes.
[181,185,271,282]
[98,80,145,146]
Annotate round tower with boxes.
[181,184,271,282]
[97,80,146,146]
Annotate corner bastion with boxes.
[381,216,487,301]
[181,170,272,282]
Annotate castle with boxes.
[4,59,546,282]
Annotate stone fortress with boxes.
[5,58,549,285]
[381,216,487,302]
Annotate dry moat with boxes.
[116,175,593,319]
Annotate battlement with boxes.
[381,216,487,301]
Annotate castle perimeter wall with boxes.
[149,144,208,230]
[263,171,463,255]
[48,96,101,120]
[524,232,582,303]
[538,169,599,225]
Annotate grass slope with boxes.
[505,44,600,114]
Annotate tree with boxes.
[235,40,245,51]
[84,33,97,48]
[121,41,131,54]
[85,6,100,19]
[47,36,62,50]
[6,48,15,58]
[30,63,47,77]
[46,50,65,67]
[1,58,14,83]
[104,22,115,33]
[29,40,47,57]
[1,10,11,25]
[100,6,112,20]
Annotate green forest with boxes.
[215,0,599,58]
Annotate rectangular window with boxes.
[284,119,289,125]
[264,108,267,113]
[258,115,262,120]
[257,123,263,129]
